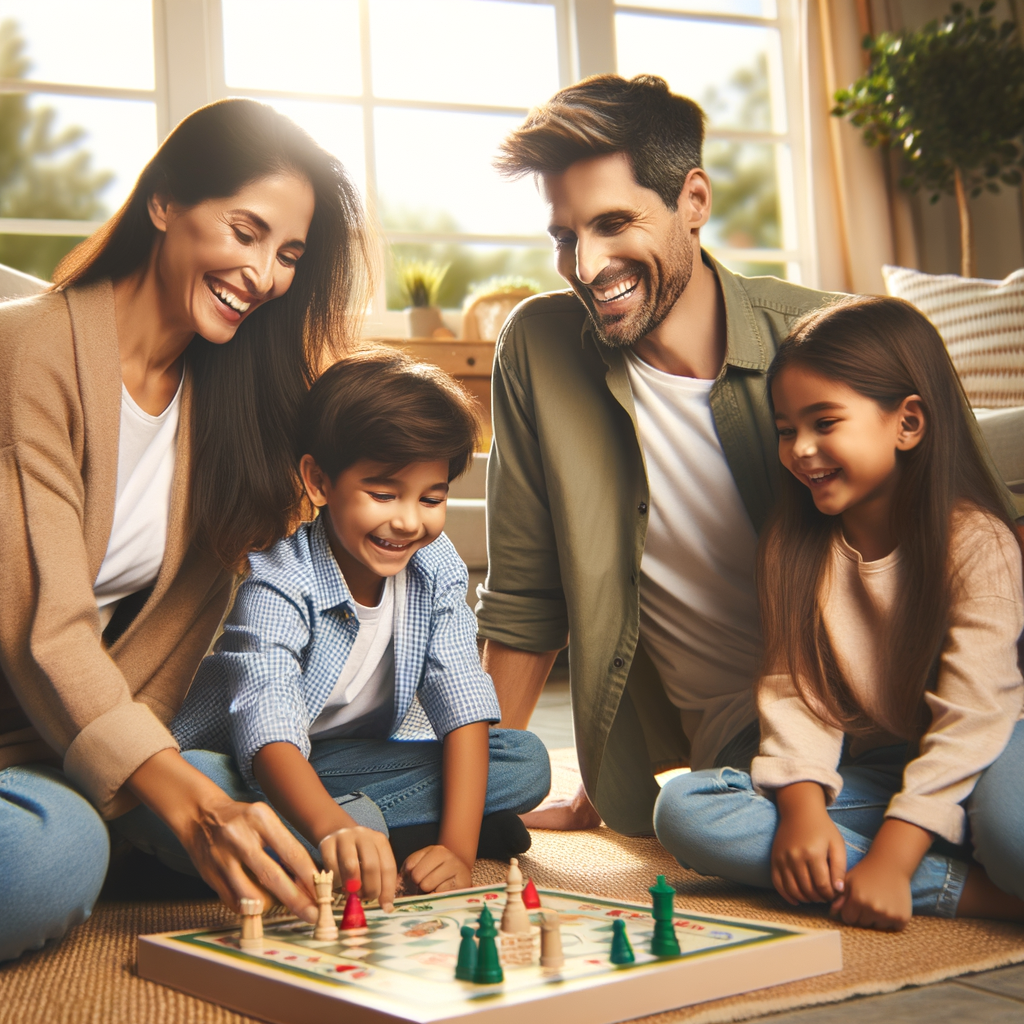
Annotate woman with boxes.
[0,98,372,961]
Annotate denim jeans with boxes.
[654,719,1024,919]
[113,728,551,877]
[0,765,110,963]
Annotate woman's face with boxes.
[150,172,316,344]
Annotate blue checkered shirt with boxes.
[171,517,501,784]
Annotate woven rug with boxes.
[2,748,1024,1024]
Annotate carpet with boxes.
[2,748,1023,1024]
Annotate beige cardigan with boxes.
[0,280,233,818]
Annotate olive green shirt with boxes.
[476,255,837,834]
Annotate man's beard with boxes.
[578,240,693,350]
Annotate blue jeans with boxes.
[113,729,551,876]
[0,765,110,963]
[654,719,1024,919]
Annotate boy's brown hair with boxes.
[298,347,480,483]
[494,74,705,210]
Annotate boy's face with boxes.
[301,456,450,604]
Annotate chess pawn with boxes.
[313,869,339,941]
[340,877,367,930]
[609,918,635,964]
[500,857,531,935]
[455,925,478,981]
[238,898,264,952]
[539,911,564,970]
[649,875,680,957]
[472,906,504,984]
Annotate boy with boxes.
[172,348,550,911]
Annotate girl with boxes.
[654,295,1024,931]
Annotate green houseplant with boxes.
[832,1,1024,277]
[396,258,450,337]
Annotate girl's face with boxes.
[149,172,315,344]
[772,364,925,522]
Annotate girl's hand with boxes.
[318,826,397,912]
[829,852,912,930]
[772,782,847,904]
[401,845,472,894]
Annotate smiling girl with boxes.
[654,296,1024,931]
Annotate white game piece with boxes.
[238,898,264,952]
[313,870,339,941]
[539,911,564,970]
[499,858,531,935]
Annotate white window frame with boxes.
[0,0,817,305]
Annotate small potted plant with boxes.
[832,1,1024,277]
[396,259,450,337]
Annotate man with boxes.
[476,73,836,835]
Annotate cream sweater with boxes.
[0,282,233,818]
[751,510,1024,844]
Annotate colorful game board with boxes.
[138,885,842,1024]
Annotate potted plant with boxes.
[832,1,1024,277]
[396,258,450,337]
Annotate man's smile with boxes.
[591,276,640,305]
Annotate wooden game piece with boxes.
[499,858,530,934]
[238,898,264,952]
[609,918,635,964]
[313,870,339,941]
[340,877,367,930]
[521,877,541,909]
[455,924,478,981]
[472,906,504,984]
[539,910,564,970]
[649,875,680,957]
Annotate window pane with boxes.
[376,109,548,237]
[370,0,559,108]
[0,234,87,282]
[616,0,777,16]
[223,0,361,96]
[713,256,789,279]
[386,242,563,309]
[616,13,785,132]
[703,140,781,250]
[256,99,366,200]
[0,0,154,89]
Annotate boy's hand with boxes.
[772,782,847,905]
[401,845,472,894]
[319,826,397,912]
[829,852,912,930]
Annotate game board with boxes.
[138,882,842,1024]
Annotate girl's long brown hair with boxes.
[758,296,1019,740]
[53,99,374,569]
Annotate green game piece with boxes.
[455,925,478,981]
[609,918,635,964]
[472,906,504,984]
[649,875,681,957]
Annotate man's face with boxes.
[541,152,696,348]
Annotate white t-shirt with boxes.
[94,380,182,630]
[624,350,762,770]
[310,574,397,740]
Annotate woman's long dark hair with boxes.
[53,98,374,568]
[758,295,1019,739]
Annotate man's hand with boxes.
[771,782,846,905]
[402,845,473,894]
[520,780,602,830]
[319,826,397,912]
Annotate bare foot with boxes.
[520,782,602,830]
[956,864,1024,921]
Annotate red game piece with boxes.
[340,877,367,930]
[522,878,541,909]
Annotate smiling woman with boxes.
[0,99,373,963]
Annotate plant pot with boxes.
[406,306,445,338]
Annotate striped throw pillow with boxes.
[881,265,1024,409]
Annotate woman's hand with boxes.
[319,826,397,912]
[128,749,318,921]
[772,782,847,905]
[402,845,473,895]
[829,817,933,931]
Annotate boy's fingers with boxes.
[359,847,382,904]
[415,861,458,894]
[378,846,398,912]
[808,856,834,901]
[829,835,847,891]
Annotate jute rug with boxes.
[2,748,1024,1024]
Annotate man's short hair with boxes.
[298,347,480,482]
[494,74,705,210]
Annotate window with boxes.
[0,0,815,306]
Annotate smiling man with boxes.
[477,74,838,835]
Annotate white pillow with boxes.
[881,265,1024,409]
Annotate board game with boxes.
[138,865,842,1024]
